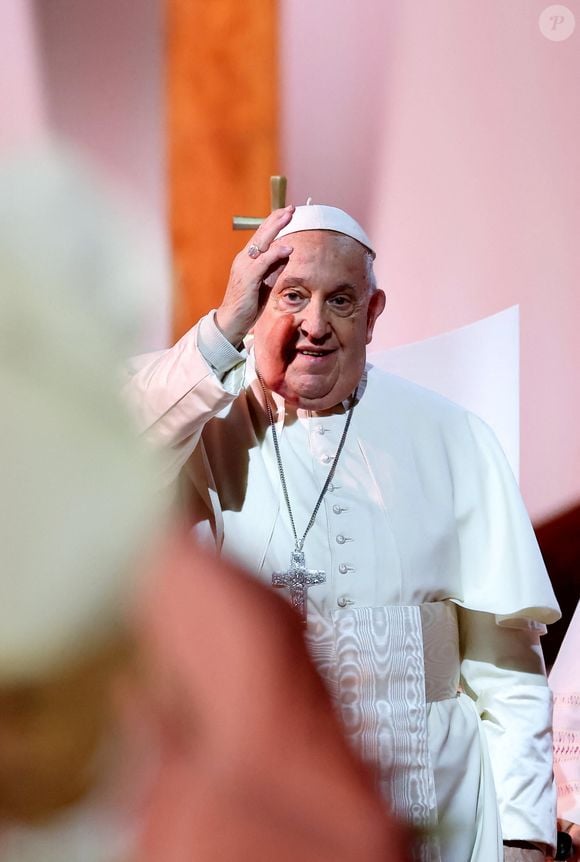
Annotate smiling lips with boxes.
[294,344,336,356]
[292,347,337,368]
[295,347,336,359]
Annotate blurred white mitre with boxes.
[0,144,165,684]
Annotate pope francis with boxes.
[126,203,560,861]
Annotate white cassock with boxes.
[125,313,560,862]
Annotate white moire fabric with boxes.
[550,601,580,826]
[125,315,560,861]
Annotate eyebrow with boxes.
[277,277,358,292]
[278,277,306,288]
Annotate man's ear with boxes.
[366,289,386,344]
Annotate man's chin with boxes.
[275,380,346,412]
[259,363,361,411]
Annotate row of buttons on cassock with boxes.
[323,443,355,609]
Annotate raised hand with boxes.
[216,205,295,347]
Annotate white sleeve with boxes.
[458,607,557,849]
[122,313,246,484]
[452,413,559,626]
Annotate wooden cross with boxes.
[233,176,287,230]
[272,548,326,623]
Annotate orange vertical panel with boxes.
[167,0,278,340]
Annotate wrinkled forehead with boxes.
[273,230,371,287]
[273,228,369,260]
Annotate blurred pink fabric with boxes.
[550,601,580,828]
[126,532,406,862]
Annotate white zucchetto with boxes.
[275,204,375,257]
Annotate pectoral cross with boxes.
[272,548,326,623]
[233,176,287,230]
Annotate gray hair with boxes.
[364,250,378,294]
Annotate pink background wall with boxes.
[280,0,580,523]
[0,0,170,349]
[0,0,46,150]
[35,0,166,225]
[35,0,171,348]
[2,0,578,522]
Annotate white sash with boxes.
[307,601,461,862]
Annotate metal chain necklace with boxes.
[257,370,356,622]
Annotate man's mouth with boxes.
[295,347,336,357]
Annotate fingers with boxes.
[245,205,295,257]
[236,239,292,283]
[255,240,293,274]
[217,206,295,347]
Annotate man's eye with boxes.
[283,291,303,303]
[329,295,353,311]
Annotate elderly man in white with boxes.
[127,204,560,861]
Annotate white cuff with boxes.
[198,311,246,376]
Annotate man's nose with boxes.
[299,302,330,340]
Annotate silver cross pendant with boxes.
[272,549,326,623]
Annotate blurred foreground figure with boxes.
[550,602,580,861]
[136,535,406,862]
[0,144,162,861]
[0,146,404,862]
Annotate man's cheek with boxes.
[259,316,296,389]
